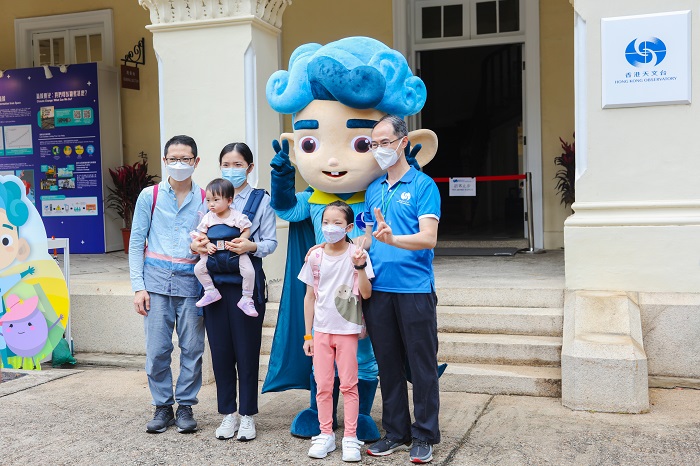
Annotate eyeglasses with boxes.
[369,137,404,150]
[165,157,195,165]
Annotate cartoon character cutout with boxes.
[0,176,70,370]
[0,295,63,358]
[263,36,438,441]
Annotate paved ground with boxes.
[2,365,699,466]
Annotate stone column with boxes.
[563,0,700,412]
[138,0,291,283]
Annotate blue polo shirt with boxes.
[364,167,441,293]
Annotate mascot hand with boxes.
[405,141,422,170]
[271,139,294,176]
[270,139,298,212]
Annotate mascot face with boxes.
[285,100,385,194]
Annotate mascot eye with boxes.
[352,136,371,153]
[27,322,33,327]
[299,136,319,153]
[8,324,13,328]
[0,235,12,247]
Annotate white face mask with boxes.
[167,161,195,182]
[322,224,348,244]
[372,143,402,171]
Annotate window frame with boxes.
[32,30,70,67]
[415,0,471,43]
[15,9,114,68]
[414,0,524,44]
[470,0,524,38]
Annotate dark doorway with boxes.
[419,44,524,241]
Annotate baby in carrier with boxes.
[191,178,257,316]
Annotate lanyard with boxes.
[381,181,402,217]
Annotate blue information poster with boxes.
[0,63,105,253]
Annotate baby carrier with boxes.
[205,189,267,303]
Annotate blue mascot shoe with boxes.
[356,378,381,442]
[291,373,340,438]
[291,374,381,442]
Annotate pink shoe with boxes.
[237,296,258,317]
[196,289,222,307]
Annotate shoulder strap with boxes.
[242,188,265,220]
[151,183,159,217]
[309,249,322,299]
[309,244,359,298]
[242,188,266,236]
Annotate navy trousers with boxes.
[364,291,441,445]
[204,283,265,416]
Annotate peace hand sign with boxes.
[373,208,395,246]
[351,237,367,266]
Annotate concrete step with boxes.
[440,362,561,397]
[262,328,561,367]
[263,302,279,328]
[264,304,563,337]
[262,327,275,355]
[437,306,563,336]
[257,356,560,397]
[266,285,564,310]
[438,333,562,367]
[436,287,564,309]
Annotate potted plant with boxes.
[554,134,575,208]
[105,155,159,253]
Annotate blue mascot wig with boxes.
[266,36,426,117]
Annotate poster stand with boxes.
[47,237,72,354]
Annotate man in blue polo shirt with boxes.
[362,115,441,464]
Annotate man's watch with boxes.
[354,262,368,270]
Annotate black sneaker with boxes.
[366,436,412,457]
[409,438,433,464]
[146,405,175,433]
[175,405,198,433]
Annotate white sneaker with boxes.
[215,413,239,439]
[342,437,363,462]
[237,415,256,441]
[308,433,336,459]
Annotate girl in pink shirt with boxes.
[297,200,373,462]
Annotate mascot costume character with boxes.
[261,36,439,441]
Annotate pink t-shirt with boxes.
[298,244,374,335]
[197,207,252,233]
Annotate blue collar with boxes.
[381,166,417,187]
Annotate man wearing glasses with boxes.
[129,135,207,434]
[362,115,441,464]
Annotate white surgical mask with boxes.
[221,167,248,188]
[167,161,195,182]
[372,145,401,171]
[322,224,348,244]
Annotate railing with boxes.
[432,172,541,253]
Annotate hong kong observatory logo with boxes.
[625,37,667,67]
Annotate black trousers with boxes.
[204,283,265,415]
[364,290,440,444]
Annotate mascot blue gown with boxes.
[261,36,441,441]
